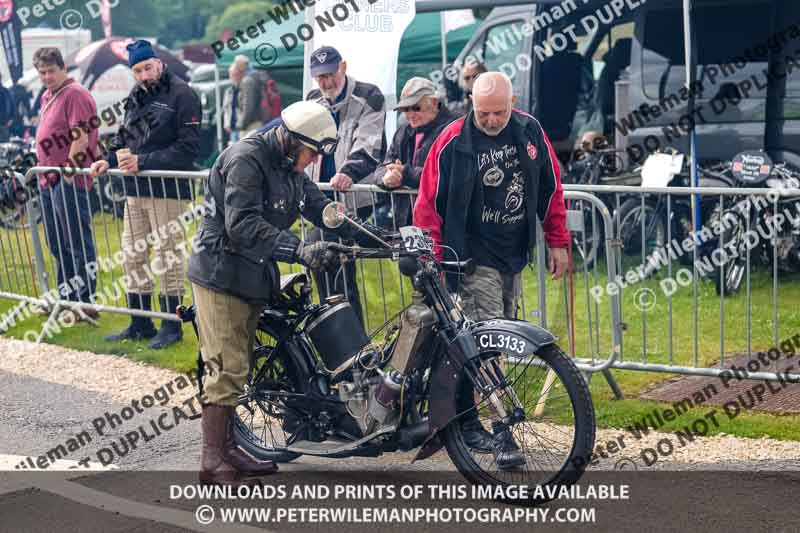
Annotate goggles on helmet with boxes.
[291,130,338,156]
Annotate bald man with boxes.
[413,72,570,468]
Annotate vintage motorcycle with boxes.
[696,150,800,295]
[189,205,596,503]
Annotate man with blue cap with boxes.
[90,39,202,350]
[304,45,386,325]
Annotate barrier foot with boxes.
[602,368,625,400]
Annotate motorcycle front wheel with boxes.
[441,343,595,504]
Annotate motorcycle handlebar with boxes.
[327,242,475,275]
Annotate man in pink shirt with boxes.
[34,47,99,320]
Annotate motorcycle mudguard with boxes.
[412,319,557,461]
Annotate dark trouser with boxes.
[40,181,97,303]
[308,226,364,325]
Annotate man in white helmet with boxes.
[187,100,347,486]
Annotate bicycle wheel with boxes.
[442,344,595,504]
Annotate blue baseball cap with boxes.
[309,46,342,77]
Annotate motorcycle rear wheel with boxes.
[442,344,595,505]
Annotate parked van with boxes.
[451,0,800,163]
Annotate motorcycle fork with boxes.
[467,355,526,425]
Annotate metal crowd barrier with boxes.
[563,182,800,384]
[1,166,792,384]
[0,167,208,342]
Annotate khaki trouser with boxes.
[121,196,188,296]
[460,265,522,321]
[192,283,263,406]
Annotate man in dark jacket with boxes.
[414,72,570,470]
[90,39,201,349]
[371,77,457,228]
[187,100,342,486]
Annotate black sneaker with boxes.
[491,422,526,470]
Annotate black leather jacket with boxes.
[187,129,330,305]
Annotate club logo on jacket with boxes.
[527,142,538,160]
[483,166,504,187]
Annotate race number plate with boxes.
[399,226,432,252]
[475,332,528,355]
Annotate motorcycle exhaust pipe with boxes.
[396,420,430,451]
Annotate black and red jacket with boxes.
[413,109,570,265]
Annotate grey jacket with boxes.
[221,74,260,131]
[305,75,386,210]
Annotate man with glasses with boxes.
[304,46,387,325]
[370,77,457,227]
[187,101,342,486]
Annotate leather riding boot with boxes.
[199,404,261,486]
[222,406,278,476]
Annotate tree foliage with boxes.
[203,1,274,44]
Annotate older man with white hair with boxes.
[222,55,260,143]
[370,76,457,227]
[414,71,570,469]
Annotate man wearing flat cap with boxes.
[90,39,202,349]
[304,45,386,324]
[370,77,457,227]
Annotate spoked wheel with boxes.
[617,198,667,259]
[708,208,748,296]
[442,344,595,504]
[232,325,304,463]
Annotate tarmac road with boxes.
[2,369,799,533]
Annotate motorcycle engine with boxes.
[336,358,405,435]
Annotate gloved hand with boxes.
[298,241,339,270]
[272,230,302,263]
